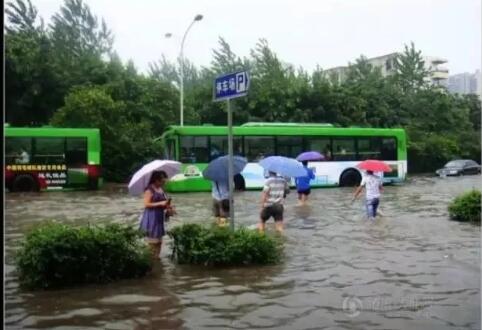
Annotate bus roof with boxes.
[161,124,406,138]
[5,126,100,139]
[241,122,334,127]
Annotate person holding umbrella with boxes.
[139,171,173,259]
[259,171,290,233]
[258,156,307,233]
[202,155,248,226]
[128,160,181,259]
[295,161,315,205]
[295,151,323,206]
[212,180,230,226]
[352,160,390,221]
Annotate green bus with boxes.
[5,126,102,192]
[160,123,407,192]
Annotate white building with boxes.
[324,52,449,86]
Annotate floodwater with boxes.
[5,175,481,330]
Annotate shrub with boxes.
[448,190,481,223]
[15,222,152,289]
[168,223,283,266]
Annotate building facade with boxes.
[447,70,481,97]
[324,53,449,86]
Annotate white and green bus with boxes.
[159,123,407,192]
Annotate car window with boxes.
[445,160,464,167]
[465,160,478,167]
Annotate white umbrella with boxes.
[128,160,181,196]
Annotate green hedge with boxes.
[448,190,481,223]
[168,224,283,266]
[15,222,152,289]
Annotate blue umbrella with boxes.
[259,156,307,178]
[202,155,248,182]
[296,151,325,161]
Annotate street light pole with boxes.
[178,14,203,126]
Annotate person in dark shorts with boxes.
[295,161,315,205]
[259,171,289,233]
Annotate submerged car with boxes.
[436,159,481,176]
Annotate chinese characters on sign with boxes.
[6,164,68,186]
[213,71,249,101]
[6,164,67,171]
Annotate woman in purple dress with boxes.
[139,170,172,259]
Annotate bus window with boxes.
[356,137,381,160]
[66,138,87,165]
[332,138,356,161]
[307,138,331,160]
[34,138,65,164]
[244,136,275,161]
[209,136,227,159]
[209,136,243,159]
[381,138,397,160]
[180,136,209,163]
[276,137,303,158]
[6,137,32,165]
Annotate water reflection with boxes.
[5,175,481,329]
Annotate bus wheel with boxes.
[12,174,39,192]
[234,174,246,191]
[339,169,361,187]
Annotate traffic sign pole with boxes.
[213,70,249,231]
[227,99,235,230]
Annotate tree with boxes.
[5,0,58,125]
[393,42,429,92]
[50,0,113,58]
[211,37,247,74]
[51,86,159,181]
[5,0,42,33]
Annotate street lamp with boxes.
[167,14,203,126]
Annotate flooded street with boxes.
[5,175,481,330]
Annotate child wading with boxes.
[295,161,315,205]
[259,171,290,233]
[352,170,383,220]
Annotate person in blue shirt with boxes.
[295,161,315,205]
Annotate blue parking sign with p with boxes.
[213,71,249,101]
[236,72,247,93]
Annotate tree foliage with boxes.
[5,0,481,181]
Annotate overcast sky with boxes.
[32,0,481,75]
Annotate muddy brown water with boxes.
[5,175,481,330]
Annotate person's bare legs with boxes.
[148,242,160,259]
[301,193,308,205]
[156,241,162,259]
[275,220,284,233]
[258,220,266,233]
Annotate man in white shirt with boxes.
[259,171,290,233]
[16,148,30,164]
[353,170,383,220]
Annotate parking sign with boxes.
[213,71,249,101]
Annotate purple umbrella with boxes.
[296,151,325,162]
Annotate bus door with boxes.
[65,138,89,187]
[164,138,177,160]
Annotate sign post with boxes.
[213,71,249,230]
